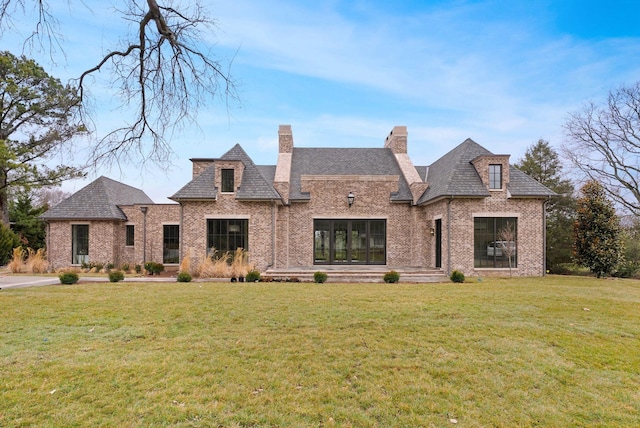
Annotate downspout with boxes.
[268,200,276,268]
[543,198,550,276]
[179,203,184,264]
[447,196,453,276]
[141,206,148,265]
[46,222,51,271]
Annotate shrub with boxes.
[314,271,328,283]
[196,251,230,278]
[144,262,164,275]
[59,271,79,284]
[0,223,22,266]
[135,264,142,274]
[8,247,25,273]
[176,271,192,282]
[108,270,125,282]
[612,261,640,279]
[120,263,130,272]
[245,270,261,282]
[383,270,400,283]
[25,248,48,273]
[106,263,115,271]
[450,270,465,283]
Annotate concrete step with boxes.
[262,267,446,283]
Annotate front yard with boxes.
[1,276,639,426]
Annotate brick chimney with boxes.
[384,126,428,204]
[274,125,294,203]
[384,125,408,154]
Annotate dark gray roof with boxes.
[417,138,556,204]
[508,168,557,197]
[225,145,281,200]
[41,176,153,220]
[169,164,217,200]
[170,144,280,201]
[418,138,491,203]
[288,147,413,201]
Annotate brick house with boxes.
[42,125,555,277]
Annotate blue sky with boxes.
[3,0,640,202]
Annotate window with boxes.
[474,217,517,268]
[314,219,386,265]
[163,225,180,264]
[207,219,248,256]
[72,224,89,264]
[489,164,502,189]
[221,169,234,193]
[126,225,135,246]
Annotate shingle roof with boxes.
[417,138,556,204]
[169,164,217,200]
[170,144,281,201]
[418,138,491,203]
[224,145,281,200]
[508,168,557,197]
[288,147,413,201]
[41,176,153,220]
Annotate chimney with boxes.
[384,126,407,154]
[274,125,294,203]
[278,124,293,153]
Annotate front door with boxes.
[435,219,442,268]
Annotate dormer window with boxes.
[221,169,234,193]
[489,164,502,189]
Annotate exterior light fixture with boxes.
[347,191,355,208]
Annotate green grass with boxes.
[1,276,639,427]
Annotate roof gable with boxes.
[170,144,280,201]
[418,138,557,203]
[418,138,491,203]
[41,176,153,220]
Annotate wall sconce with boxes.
[430,227,435,236]
[347,191,355,208]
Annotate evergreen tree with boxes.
[9,191,47,250]
[574,181,623,278]
[0,221,21,265]
[515,139,575,269]
[0,51,85,225]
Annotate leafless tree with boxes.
[498,222,516,277]
[1,0,237,168]
[33,187,72,209]
[563,82,640,217]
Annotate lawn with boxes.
[1,276,639,427]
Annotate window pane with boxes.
[126,225,135,246]
[489,164,502,189]
[313,219,386,265]
[72,224,89,264]
[474,217,517,268]
[206,219,248,259]
[314,220,330,262]
[163,225,180,264]
[221,169,234,192]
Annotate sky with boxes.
[3,0,640,203]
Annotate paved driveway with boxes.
[0,275,62,289]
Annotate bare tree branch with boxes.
[2,0,238,169]
[563,82,640,216]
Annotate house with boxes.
[41,125,556,277]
